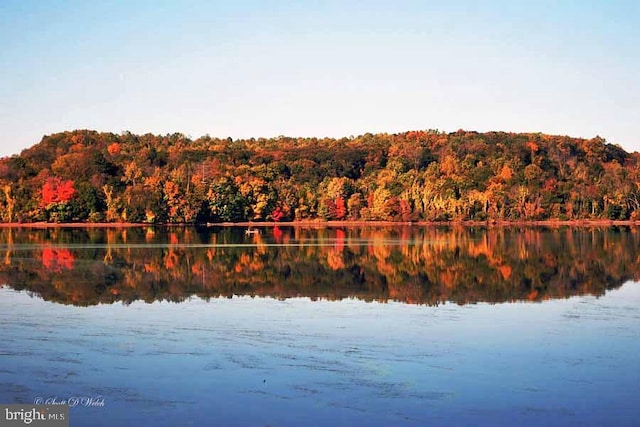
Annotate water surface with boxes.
[0,226,639,426]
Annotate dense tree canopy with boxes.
[1,129,639,223]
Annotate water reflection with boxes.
[0,226,637,306]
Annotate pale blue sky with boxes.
[1,0,638,157]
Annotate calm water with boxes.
[0,226,639,426]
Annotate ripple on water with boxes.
[226,354,267,370]
[241,389,292,400]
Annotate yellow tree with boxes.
[1,185,15,223]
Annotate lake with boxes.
[0,225,639,426]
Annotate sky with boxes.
[0,0,638,157]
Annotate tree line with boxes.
[1,129,639,223]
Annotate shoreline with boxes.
[1,219,639,228]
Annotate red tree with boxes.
[271,206,285,222]
[41,177,75,206]
[334,197,347,220]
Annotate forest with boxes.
[0,129,638,223]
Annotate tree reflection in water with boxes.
[0,226,637,306]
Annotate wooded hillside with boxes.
[1,129,638,223]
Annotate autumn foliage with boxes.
[0,129,639,223]
[41,177,75,206]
